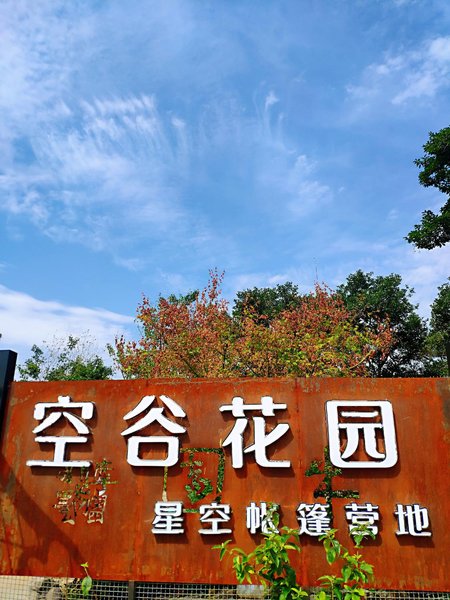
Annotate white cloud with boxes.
[324,239,450,318]
[0,285,133,362]
[0,1,92,130]
[0,0,333,266]
[264,90,279,111]
[1,85,330,255]
[287,179,333,217]
[397,245,450,317]
[0,93,192,254]
[0,3,198,264]
[254,99,333,218]
[346,36,450,113]
[227,268,315,303]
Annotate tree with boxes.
[337,270,428,377]
[428,279,450,375]
[406,126,450,249]
[111,272,392,379]
[234,283,392,378]
[18,334,113,381]
[232,282,302,325]
[111,270,233,379]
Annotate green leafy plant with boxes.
[317,526,375,600]
[61,562,94,599]
[181,451,214,505]
[80,562,93,597]
[215,506,375,600]
[305,447,359,524]
[180,447,226,510]
[215,505,307,600]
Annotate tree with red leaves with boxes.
[110,271,392,379]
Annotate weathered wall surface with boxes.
[0,378,448,590]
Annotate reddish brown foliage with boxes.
[111,272,392,379]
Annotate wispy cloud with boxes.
[0,1,92,130]
[1,88,333,270]
[252,94,334,219]
[0,2,198,267]
[1,93,189,236]
[346,36,450,114]
[0,285,133,360]
[0,1,335,276]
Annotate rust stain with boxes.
[0,378,448,591]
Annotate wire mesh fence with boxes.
[0,578,448,600]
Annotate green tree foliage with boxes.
[232,282,302,325]
[18,335,113,381]
[337,270,430,377]
[428,279,450,375]
[406,126,450,249]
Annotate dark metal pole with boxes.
[128,580,136,600]
[0,350,17,439]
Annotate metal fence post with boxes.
[0,350,17,440]
[128,580,136,599]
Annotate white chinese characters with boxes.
[345,502,379,537]
[199,502,232,535]
[27,395,94,468]
[246,501,278,534]
[148,501,432,539]
[326,401,398,469]
[220,396,290,468]
[152,501,184,534]
[121,395,187,467]
[395,504,431,537]
[296,503,331,536]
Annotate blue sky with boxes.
[1,0,449,364]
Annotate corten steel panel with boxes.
[0,378,448,590]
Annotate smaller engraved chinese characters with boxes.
[152,501,184,534]
[246,501,278,534]
[53,459,116,525]
[297,503,331,536]
[199,502,232,535]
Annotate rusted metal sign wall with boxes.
[0,377,448,590]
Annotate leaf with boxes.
[325,547,336,565]
[342,565,352,582]
[317,575,331,582]
[360,562,373,575]
[81,575,92,596]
